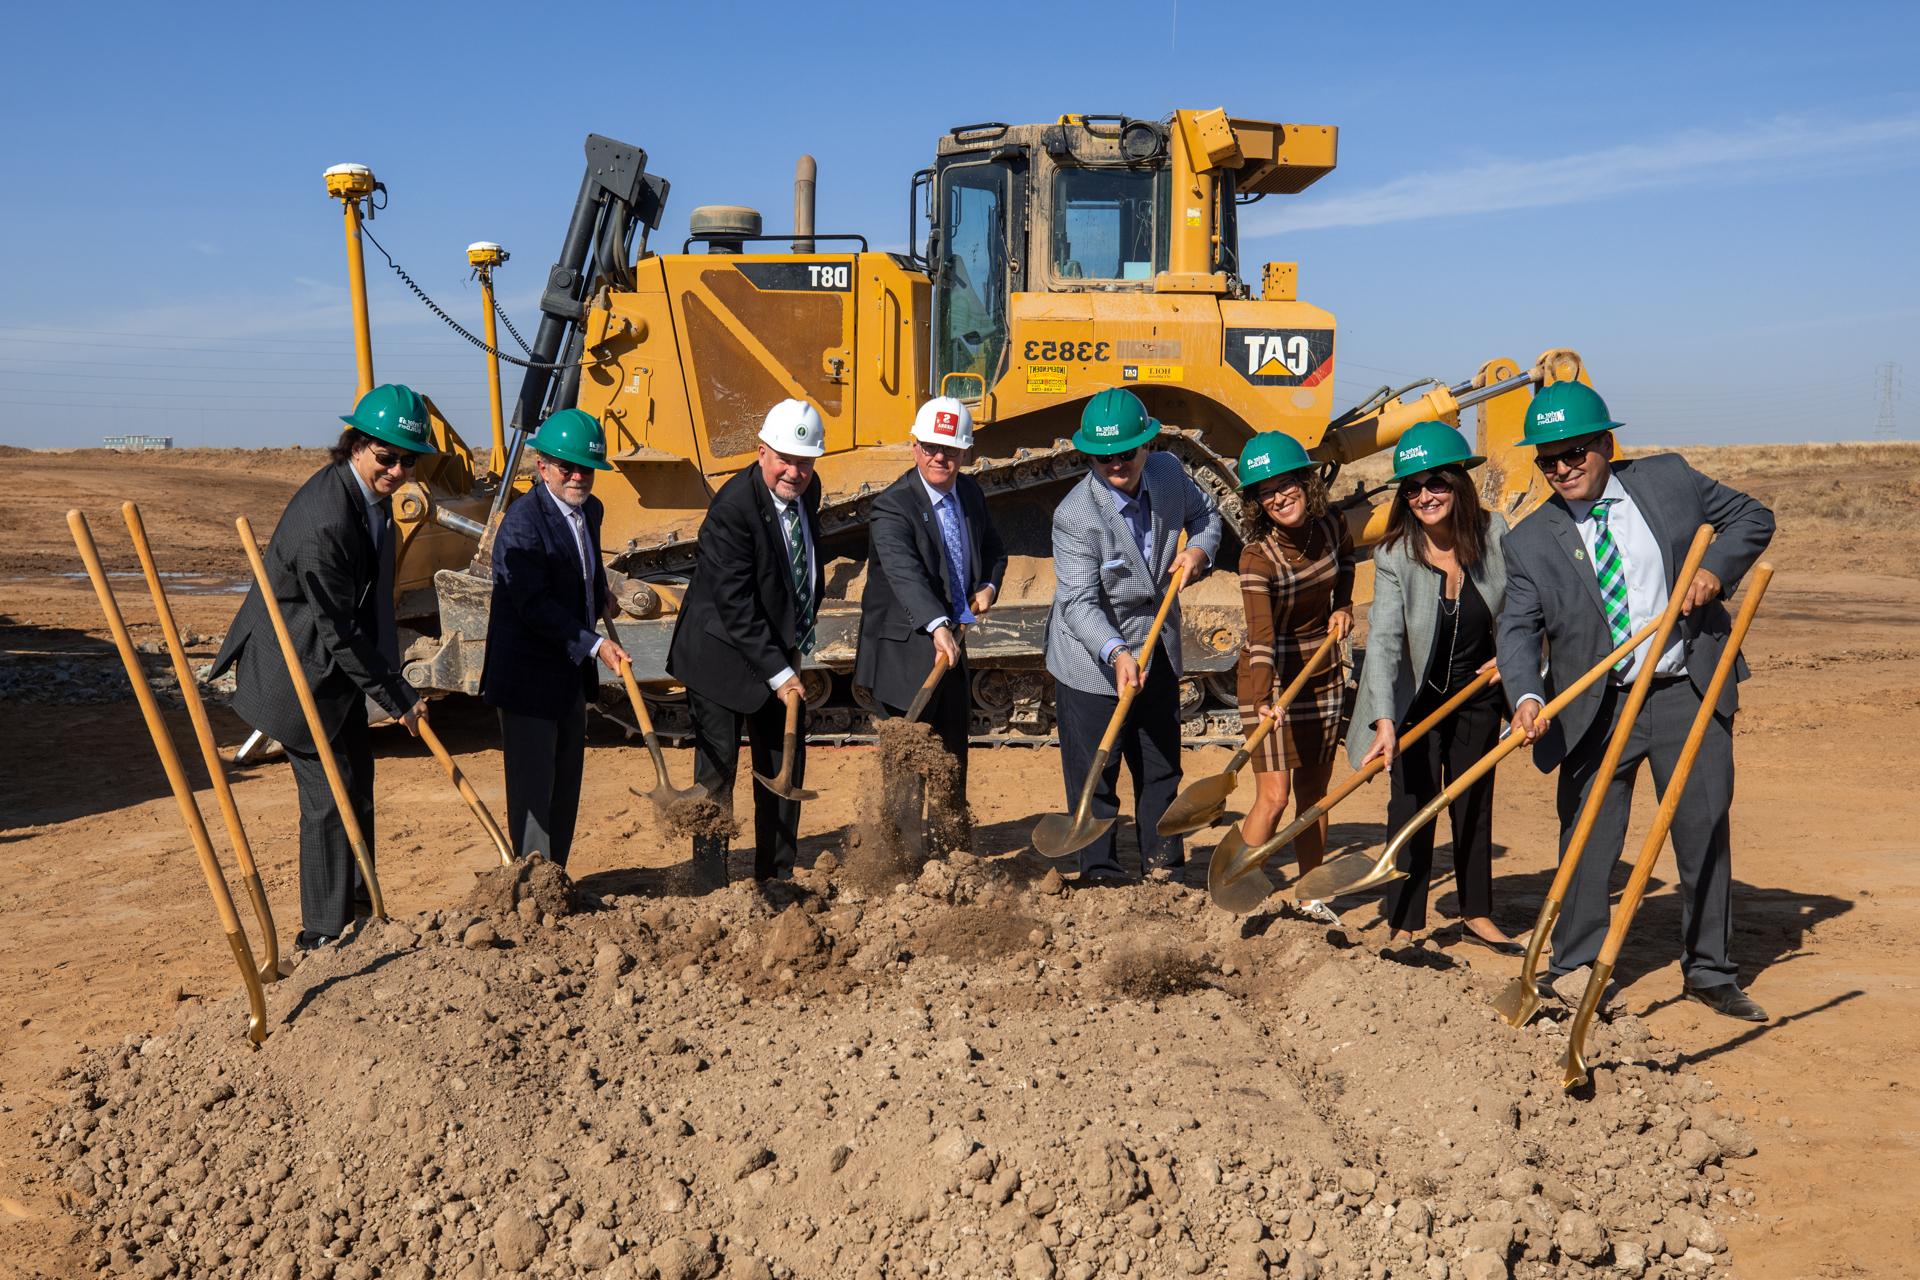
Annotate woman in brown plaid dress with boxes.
[1234,434,1353,920]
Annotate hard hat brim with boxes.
[1522,419,1623,448]
[1390,452,1486,482]
[337,413,444,456]
[1073,417,1162,456]
[534,446,614,471]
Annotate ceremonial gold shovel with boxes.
[1162,628,1341,840]
[122,502,283,981]
[1032,564,1188,860]
[608,634,704,814]
[415,721,515,866]
[73,511,269,1042]
[1563,564,1771,1089]
[1205,666,1498,914]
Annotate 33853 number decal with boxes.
[1022,339,1110,363]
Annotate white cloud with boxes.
[1244,112,1920,236]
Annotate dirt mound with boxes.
[463,855,581,920]
[44,855,1759,1279]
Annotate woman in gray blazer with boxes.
[1349,422,1518,951]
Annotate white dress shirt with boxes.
[539,482,603,660]
[347,463,384,550]
[918,472,979,635]
[766,489,816,692]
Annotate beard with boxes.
[548,479,589,509]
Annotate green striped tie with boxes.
[781,504,816,655]
[1590,499,1633,669]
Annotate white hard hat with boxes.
[757,398,826,458]
[910,396,974,449]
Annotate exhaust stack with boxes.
[794,155,817,254]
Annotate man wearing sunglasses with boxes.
[854,396,1009,852]
[1496,381,1775,1021]
[481,409,628,867]
[1045,387,1220,885]
[212,383,437,951]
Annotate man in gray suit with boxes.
[1497,381,1774,1021]
[1046,389,1222,884]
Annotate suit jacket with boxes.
[853,469,1009,711]
[480,484,611,719]
[1347,513,1510,767]
[211,462,414,751]
[1045,450,1224,696]
[666,465,826,715]
[1496,453,1774,772]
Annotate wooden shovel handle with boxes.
[917,653,951,698]
[1094,562,1190,755]
[1540,523,1715,907]
[236,516,387,919]
[1595,564,1772,968]
[416,720,514,866]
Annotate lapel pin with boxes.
[1574,550,1586,562]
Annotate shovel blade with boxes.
[1293,849,1405,901]
[1560,960,1612,1090]
[1206,827,1274,914]
[1157,772,1237,837]
[1032,812,1115,860]
[750,770,818,803]
[1490,975,1541,1029]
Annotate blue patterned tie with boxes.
[781,504,816,655]
[1590,499,1633,670]
[935,495,975,625]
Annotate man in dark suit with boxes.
[854,397,1009,851]
[1497,381,1775,1021]
[212,383,434,948]
[666,398,828,884]
[481,409,629,867]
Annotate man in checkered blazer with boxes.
[1045,389,1222,882]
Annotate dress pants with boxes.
[687,688,805,881]
[285,707,374,939]
[498,686,588,867]
[881,656,972,853]
[1053,648,1183,879]
[1383,682,1504,932]
[1549,677,1738,986]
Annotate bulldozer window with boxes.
[936,165,1008,389]
[1053,168,1163,282]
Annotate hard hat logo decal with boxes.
[1402,445,1427,459]
[796,424,808,438]
[934,411,959,436]
[1538,409,1566,425]
[1095,424,1118,437]
[1248,453,1270,468]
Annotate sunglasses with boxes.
[916,442,965,461]
[542,458,594,478]
[1094,447,1142,463]
[1398,472,1453,497]
[369,447,419,471]
[1533,437,1604,475]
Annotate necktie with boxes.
[935,495,975,625]
[374,500,399,670]
[1590,499,1633,669]
[781,503,816,655]
[566,507,594,627]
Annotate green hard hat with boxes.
[1236,432,1314,489]
[1073,388,1161,455]
[1391,421,1485,482]
[339,383,440,454]
[1521,381,1622,446]
[529,408,614,471]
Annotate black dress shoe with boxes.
[293,930,338,952]
[1455,929,1525,957]
[1684,982,1767,1022]
[1076,869,1132,889]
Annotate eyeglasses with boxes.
[1094,447,1142,463]
[370,447,419,471]
[1258,478,1306,499]
[1398,473,1453,497]
[915,442,965,461]
[541,458,594,478]
[1533,437,1603,475]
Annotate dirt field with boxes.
[1,443,1916,1279]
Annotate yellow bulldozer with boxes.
[338,109,1583,744]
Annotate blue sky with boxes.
[3,1,1916,448]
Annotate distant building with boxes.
[103,434,173,451]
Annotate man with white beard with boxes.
[481,409,630,866]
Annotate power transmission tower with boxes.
[1876,362,1902,440]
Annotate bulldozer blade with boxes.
[1032,746,1116,859]
[1293,848,1405,901]
[1157,768,1239,837]
[1561,960,1613,1092]
[1206,823,1274,914]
